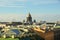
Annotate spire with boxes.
[28,12,31,17]
[27,12,31,17]
[26,12,32,23]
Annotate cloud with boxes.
[31,13,60,22]
[0,13,26,22]
[16,0,27,2]
[0,0,59,7]
[0,0,27,7]
[0,5,24,8]
[30,0,59,5]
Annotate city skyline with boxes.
[0,0,60,22]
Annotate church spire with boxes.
[26,12,32,23]
[27,12,31,17]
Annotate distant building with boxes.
[6,22,22,26]
[26,12,32,24]
[56,21,60,24]
[40,21,46,24]
[33,19,36,23]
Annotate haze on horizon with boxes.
[0,0,60,22]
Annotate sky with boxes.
[0,0,60,22]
